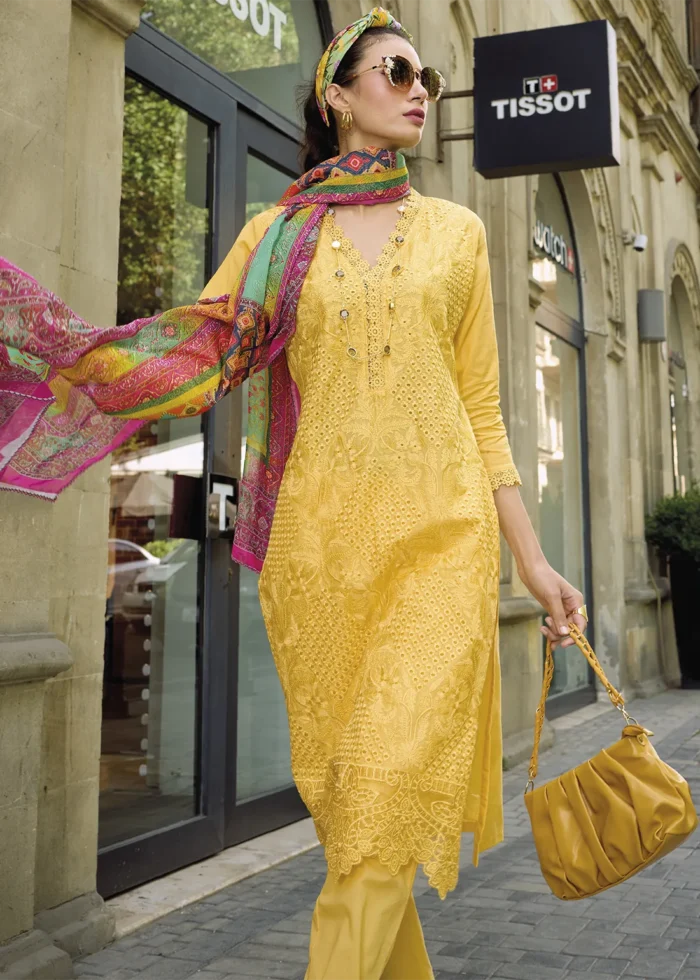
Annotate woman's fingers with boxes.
[569,611,588,635]
[540,618,560,647]
[540,616,575,648]
[545,589,570,640]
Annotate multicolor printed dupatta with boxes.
[0,147,410,572]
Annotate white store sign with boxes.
[212,0,288,50]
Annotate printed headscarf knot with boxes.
[314,6,411,127]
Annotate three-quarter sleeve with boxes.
[453,217,521,492]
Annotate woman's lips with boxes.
[404,110,426,125]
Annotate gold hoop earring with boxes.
[340,111,353,131]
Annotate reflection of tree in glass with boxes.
[141,0,299,73]
[245,201,276,223]
[117,78,208,324]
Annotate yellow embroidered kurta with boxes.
[203,190,521,898]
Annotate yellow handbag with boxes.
[524,623,698,900]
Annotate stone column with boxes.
[0,3,77,974]
[0,0,143,975]
[33,0,145,964]
[0,637,74,978]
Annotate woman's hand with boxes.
[517,557,587,649]
[490,485,587,648]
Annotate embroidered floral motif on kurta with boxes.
[203,191,521,898]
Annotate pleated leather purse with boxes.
[525,623,698,900]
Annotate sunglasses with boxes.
[347,55,446,103]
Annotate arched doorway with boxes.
[530,174,594,714]
[668,277,693,494]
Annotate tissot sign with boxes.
[474,20,620,178]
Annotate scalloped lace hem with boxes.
[298,764,468,900]
[488,466,522,491]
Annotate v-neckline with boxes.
[325,190,420,278]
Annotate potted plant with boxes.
[645,484,700,687]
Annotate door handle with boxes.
[207,479,238,539]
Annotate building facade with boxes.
[0,0,698,973]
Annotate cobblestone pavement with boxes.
[77,689,700,980]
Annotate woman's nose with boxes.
[411,76,428,102]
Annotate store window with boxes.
[141,0,325,122]
[531,174,592,711]
[532,174,580,321]
[101,77,211,847]
[668,279,692,495]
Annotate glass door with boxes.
[223,111,309,847]
[535,321,592,710]
[98,70,225,897]
[531,175,594,718]
[100,20,316,897]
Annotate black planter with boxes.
[669,555,700,687]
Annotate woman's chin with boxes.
[396,124,423,148]
[372,127,423,151]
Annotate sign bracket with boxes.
[436,89,475,163]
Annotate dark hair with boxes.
[298,25,412,171]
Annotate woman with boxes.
[0,8,586,978]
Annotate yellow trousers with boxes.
[304,856,434,980]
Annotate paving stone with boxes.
[609,944,639,959]
[533,917,588,940]
[102,972,141,980]
[562,933,623,957]
[575,974,634,980]
[425,939,449,955]
[439,942,470,958]
[563,955,598,972]
[581,917,621,934]
[623,948,689,979]
[578,901,637,922]
[616,912,675,936]
[519,950,575,971]
[430,953,473,972]
[255,929,309,949]
[589,958,633,975]
[435,970,493,980]
[667,918,700,931]
[670,938,700,953]
[510,910,547,925]
[136,959,197,978]
[466,945,524,964]
[209,959,296,978]
[500,934,567,954]
[491,962,567,980]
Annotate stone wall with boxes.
[0,1,143,976]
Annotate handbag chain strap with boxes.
[526,622,637,792]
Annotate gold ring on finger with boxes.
[577,604,588,622]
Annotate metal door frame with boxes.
[218,108,308,849]
[535,174,596,719]
[98,13,327,896]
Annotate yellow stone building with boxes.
[0,0,698,973]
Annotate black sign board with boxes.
[474,20,620,179]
